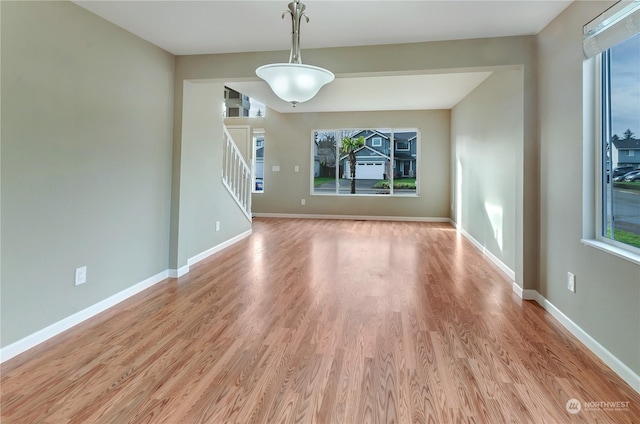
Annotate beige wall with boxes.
[538,1,640,374]
[1,1,175,346]
[451,70,522,273]
[1,0,637,388]
[248,109,450,217]
[175,35,539,290]
[175,81,251,268]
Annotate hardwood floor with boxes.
[2,218,639,423]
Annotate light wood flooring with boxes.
[2,218,639,423]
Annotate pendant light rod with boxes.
[284,0,309,64]
[256,0,334,106]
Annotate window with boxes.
[585,2,640,256]
[253,130,265,193]
[223,86,266,118]
[395,141,409,151]
[311,128,418,196]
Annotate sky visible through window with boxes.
[610,33,640,138]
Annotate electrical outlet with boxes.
[75,266,87,286]
[215,221,220,232]
[294,165,299,172]
[301,198,306,206]
[567,272,576,293]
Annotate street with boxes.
[612,187,640,233]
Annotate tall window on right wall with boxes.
[585,2,640,254]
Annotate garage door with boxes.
[355,162,384,179]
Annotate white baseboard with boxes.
[457,227,516,281]
[188,229,252,267]
[167,229,252,277]
[512,282,524,298]
[4,225,637,395]
[0,269,169,363]
[1,229,254,364]
[168,265,189,278]
[527,291,640,394]
[511,284,540,300]
[457,226,638,392]
[253,213,450,223]
[521,288,538,300]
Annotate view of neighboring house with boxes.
[339,129,418,180]
[254,135,264,192]
[224,86,251,117]
[314,129,418,180]
[613,136,640,168]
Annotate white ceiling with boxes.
[74,0,572,113]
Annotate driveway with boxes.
[314,179,389,195]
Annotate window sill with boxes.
[311,193,419,198]
[581,239,640,266]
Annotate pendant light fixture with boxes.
[256,0,334,107]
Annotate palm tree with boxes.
[341,136,365,194]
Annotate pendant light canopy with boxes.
[256,0,334,107]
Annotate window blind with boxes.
[583,0,640,58]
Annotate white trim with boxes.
[168,229,253,277]
[168,265,189,278]
[457,227,516,281]
[531,291,640,394]
[0,229,253,364]
[511,284,639,393]
[311,193,420,198]
[253,213,450,223]
[188,229,252,267]
[521,289,538,300]
[511,282,524,298]
[0,269,169,363]
[581,238,640,265]
[511,284,538,300]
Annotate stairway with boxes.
[222,125,252,221]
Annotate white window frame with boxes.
[581,4,640,265]
[252,129,265,194]
[310,128,420,198]
[371,137,382,147]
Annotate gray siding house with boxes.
[613,137,640,168]
[339,129,418,179]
